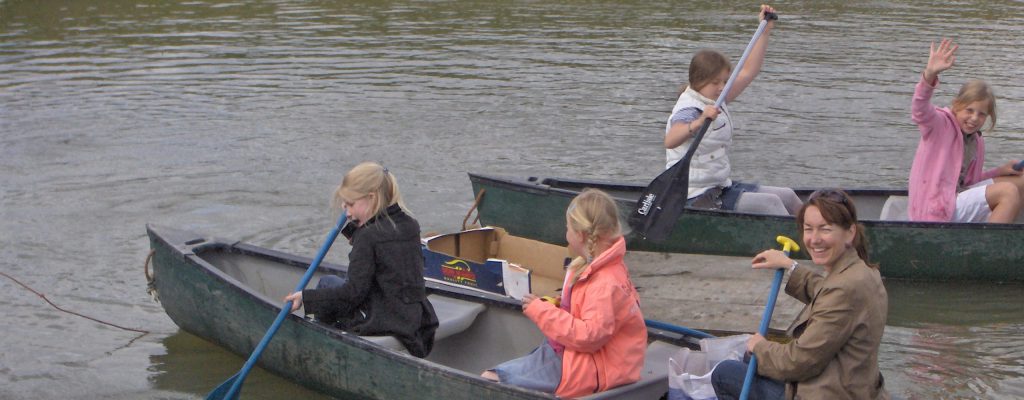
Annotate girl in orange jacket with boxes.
[482,188,648,398]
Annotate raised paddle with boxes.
[739,235,799,400]
[207,213,349,400]
[629,12,777,242]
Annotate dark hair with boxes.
[797,189,878,269]
[686,49,732,93]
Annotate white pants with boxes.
[953,179,993,223]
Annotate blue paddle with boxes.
[1013,160,1024,172]
[628,12,777,242]
[207,213,349,400]
[739,236,799,400]
[645,318,715,339]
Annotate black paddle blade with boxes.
[628,160,690,242]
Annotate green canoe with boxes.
[468,173,1024,282]
[146,224,715,400]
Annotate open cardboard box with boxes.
[422,226,570,299]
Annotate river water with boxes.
[2,1,1023,398]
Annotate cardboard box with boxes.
[422,227,570,298]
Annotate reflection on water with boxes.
[883,281,1024,398]
[3,0,1024,398]
[149,331,331,400]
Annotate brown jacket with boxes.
[753,249,890,400]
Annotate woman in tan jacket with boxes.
[711,189,889,400]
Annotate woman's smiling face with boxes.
[801,205,856,270]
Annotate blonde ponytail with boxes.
[333,162,409,222]
[565,189,622,285]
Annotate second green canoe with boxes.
[468,172,1024,282]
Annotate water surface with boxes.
[2,1,1024,398]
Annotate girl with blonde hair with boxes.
[908,38,1024,223]
[285,162,438,358]
[482,189,647,398]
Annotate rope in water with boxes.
[0,270,150,335]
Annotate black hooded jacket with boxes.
[302,204,438,357]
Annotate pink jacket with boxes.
[524,237,647,398]
[909,75,998,221]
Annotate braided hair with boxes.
[565,189,623,285]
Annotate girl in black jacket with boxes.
[285,162,438,358]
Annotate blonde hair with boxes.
[951,79,997,132]
[685,49,732,94]
[565,188,622,285]
[332,162,407,220]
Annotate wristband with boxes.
[789,260,798,272]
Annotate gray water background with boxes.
[2,1,1024,398]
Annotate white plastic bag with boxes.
[699,334,750,364]
[667,334,750,400]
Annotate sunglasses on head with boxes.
[808,189,850,206]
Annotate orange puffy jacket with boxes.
[524,237,647,398]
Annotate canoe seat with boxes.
[361,294,485,352]
[879,195,909,221]
[580,340,681,399]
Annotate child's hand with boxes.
[284,291,303,312]
[759,4,777,23]
[997,160,1024,177]
[700,106,721,122]
[924,38,958,83]
[521,293,540,311]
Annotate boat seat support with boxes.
[361,294,486,352]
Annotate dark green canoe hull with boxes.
[468,173,1024,282]
[147,225,699,400]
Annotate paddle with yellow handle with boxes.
[739,235,800,400]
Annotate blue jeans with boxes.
[711,359,785,400]
[489,340,562,393]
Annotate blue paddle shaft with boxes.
[739,248,789,400]
[645,318,715,339]
[1013,160,1024,171]
[209,213,349,400]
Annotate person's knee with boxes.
[995,175,1024,192]
[711,360,744,391]
[1008,174,1024,191]
[989,182,1022,206]
[737,193,788,216]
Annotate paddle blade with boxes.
[628,159,690,242]
[206,373,240,400]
